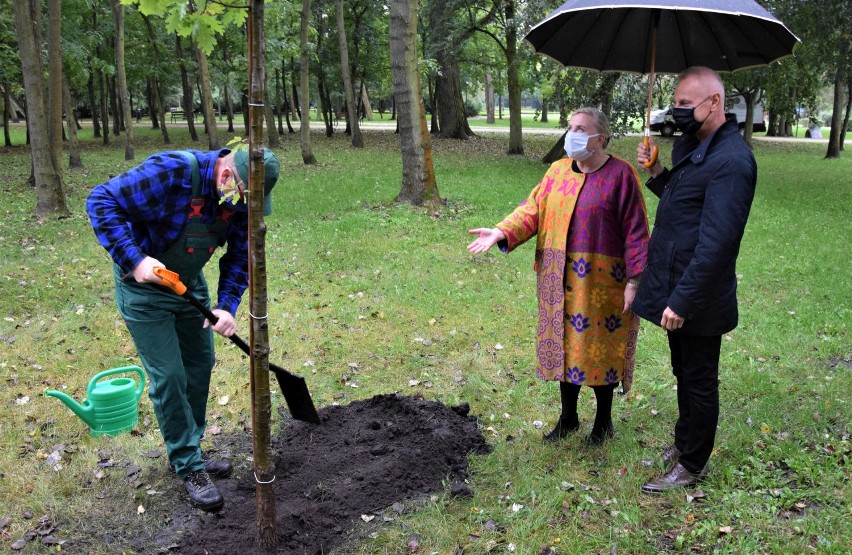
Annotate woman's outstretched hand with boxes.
[467,228,505,254]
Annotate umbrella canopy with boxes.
[525,0,799,75]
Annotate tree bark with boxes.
[390,0,439,207]
[109,75,120,136]
[63,75,83,168]
[336,0,363,147]
[281,60,295,133]
[139,15,169,143]
[274,68,283,134]
[299,0,317,164]
[3,82,12,146]
[112,0,134,160]
[47,0,63,172]
[264,89,280,147]
[88,68,101,137]
[826,69,844,159]
[429,3,474,140]
[99,70,110,145]
[195,45,220,149]
[12,0,69,219]
[485,71,495,124]
[247,1,277,549]
[505,0,523,154]
[175,37,199,141]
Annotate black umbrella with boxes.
[525,0,799,163]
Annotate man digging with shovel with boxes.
[86,147,280,512]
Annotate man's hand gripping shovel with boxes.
[154,267,320,424]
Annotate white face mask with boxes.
[564,131,601,161]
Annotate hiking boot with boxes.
[183,470,224,512]
[170,453,233,479]
[543,418,580,443]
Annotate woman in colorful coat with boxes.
[468,108,650,445]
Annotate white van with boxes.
[649,94,767,136]
[726,94,766,133]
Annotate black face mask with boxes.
[672,95,713,135]
[672,107,704,135]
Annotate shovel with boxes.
[153,267,320,424]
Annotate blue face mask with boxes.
[564,131,601,161]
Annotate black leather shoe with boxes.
[543,418,580,443]
[183,470,224,512]
[170,453,233,479]
[641,463,707,493]
[661,444,682,468]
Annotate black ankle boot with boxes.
[585,420,615,446]
[543,416,579,443]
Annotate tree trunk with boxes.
[336,0,363,147]
[429,4,474,140]
[274,68,284,134]
[281,60,295,133]
[247,1,277,549]
[47,0,63,173]
[112,0,134,160]
[540,95,549,124]
[223,83,235,132]
[109,75,120,136]
[195,45,220,149]
[88,69,101,137]
[12,0,69,219]
[826,70,844,159]
[139,15,169,143]
[840,80,851,151]
[505,0,523,154]
[63,75,83,168]
[3,82,12,146]
[360,81,373,120]
[264,89,280,147]
[299,0,317,164]
[99,71,110,145]
[427,76,438,133]
[175,37,199,141]
[390,0,439,207]
[485,71,495,124]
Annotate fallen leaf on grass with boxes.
[217,396,229,406]
[360,514,374,523]
[686,489,705,503]
[137,505,145,515]
[407,533,420,552]
[408,379,420,387]
[10,539,26,550]
[207,424,222,435]
[143,450,162,459]
[14,395,29,405]
[718,526,733,535]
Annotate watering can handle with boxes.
[87,366,146,397]
[642,131,659,168]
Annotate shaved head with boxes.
[674,66,727,139]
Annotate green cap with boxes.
[233,148,280,216]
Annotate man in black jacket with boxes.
[635,66,757,492]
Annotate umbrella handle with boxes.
[642,132,659,168]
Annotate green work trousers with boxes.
[114,265,214,477]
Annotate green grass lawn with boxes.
[0,126,849,553]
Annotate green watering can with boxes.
[45,366,146,436]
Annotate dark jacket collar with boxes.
[673,115,740,169]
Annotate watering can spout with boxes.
[44,390,96,428]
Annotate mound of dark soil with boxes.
[173,394,489,554]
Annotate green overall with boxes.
[114,152,231,477]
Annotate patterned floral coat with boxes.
[497,156,649,391]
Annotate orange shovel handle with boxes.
[643,135,659,168]
[153,267,187,296]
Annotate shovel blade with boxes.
[270,364,320,424]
